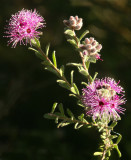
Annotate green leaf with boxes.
[77,124,84,129]
[69,94,77,98]
[85,61,90,70]
[35,51,46,60]
[78,67,89,76]
[93,152,103,156]
[77,100,86,108]
[51,103,58,113]
[67,63,82,67]
[92,72,98,81]
[57,121,70,128]
[72,83,79,95]
[28,47,38,52]
[114,145,122,157]
[30,38,40,47]
[71,70,74,86]
[35,38,41,47]
[88,57,96,63]
[55,117,59,123]
[46,43,50,56]
[64,29,75,36]
[81,82,88,86]
[109,135,118,140]
[42,60,51,66]
[70,87,76,94]
[116,134,122,144]
[58,103,64,115]
[44,113,56,119]
[60,122,70,127]
[79,30,89,41]
[45,66,59,76]
[67,108,75,120]
[67,39,77,47]
[57,80,70,90]
[74,122,79,129]
[109,121,117,129]
[59,65,64,76]
[28,47,46,60]
[52,51,57,67]
[31,38,41,47]
[78,113,84,121]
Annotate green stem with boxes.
[100,124,112,160]
[73,32,92,83]
[46,113,98,127]
[79,51,92,83]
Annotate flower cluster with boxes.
[82,78,126,121]
[80,37,102,60]
[63,16,83,30]
[5,9,45,47]
[63,16,102,62]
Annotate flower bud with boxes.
[63,15,83,30]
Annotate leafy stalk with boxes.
[30,39,81,99]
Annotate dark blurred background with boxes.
[0,0,131,159]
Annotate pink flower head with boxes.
[81,77,126,121]
[4,9,46,47]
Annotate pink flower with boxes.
[4,9,46,47]
[81,77,126,121]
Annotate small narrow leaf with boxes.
[74,122,79,129]
[46,43,50,56]
[79,30,89,41]
[55,117,59,124]
[93,152,103,156]
[61,122,70,127]
[109,135,118,140]
[78,67,89,77]
[114,145,122,157]
[31,38,40,47]
[42,60,51,66]
[116,134,122,144]
[59,65,64,76]
[57,80,70,90]
[77,124,84,129]
[71,70,74,86]
[77,100,86,108]
[67,39,77,47]
[64,29,75,36]
[28,47,38,52]
[44,113,56,119]
[78,114,84,121]
[45,66,59,76]
[109,121,117,129]
[92,72,98,81]
[70,87,76,94]
[81,82,88,86]
[51,103,58,113]
[52,51,57,67]
[85,61,90,70]
[67,108,75,120]
[69,94,77,98]
[35,51,46,60]
[67,63,82,67]
[73,83,79,95]
[28,47,46,60]
[58,103,64,115]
